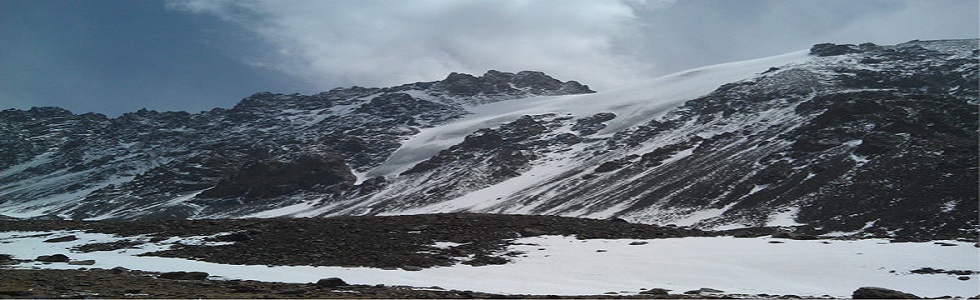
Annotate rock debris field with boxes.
[1,213,977,298]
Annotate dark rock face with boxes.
[810,43,863,56]
[403,114,552,179]
[852,287,920,299]
[197,154,355,202]
[431,70,594,98]
[572,112,616,135]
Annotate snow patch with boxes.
[767,206,804,227]
[2,231,976,297]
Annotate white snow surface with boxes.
[767,206,805,227]
[368,50,812,178]
[3,231,977,297]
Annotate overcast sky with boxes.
[2,0,977,116]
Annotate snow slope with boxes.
[2,40,975,240]
[369,50,811,177]
[298,40,977,240]
[3,231,976,297]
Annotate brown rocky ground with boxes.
[0,213,891,299]
[2,267,827,299]
[0,267,520,299]
[0,213,721,269]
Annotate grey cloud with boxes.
[169,0,978,91]
[627,0,978,74]
[168,0,668,90]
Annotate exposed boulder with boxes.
[685,287,724,294]
[852,287,920,299]
[43,235,78,243]
[0,254,16,265]
[639,288,670,295]
[315,277,348,287]
[159,271,210,280]
[35,254,70,263]
[67,259,96,265]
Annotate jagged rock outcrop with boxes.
[431,70,594,98]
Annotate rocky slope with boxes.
[0,71,592,219]
[0,40,976,240]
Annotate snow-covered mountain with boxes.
[1,40,976,239]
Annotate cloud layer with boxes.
[167,0,668,90]
[169,0,978,91]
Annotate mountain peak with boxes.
[430,70,594,97]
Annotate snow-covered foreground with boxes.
[2,231,977,297]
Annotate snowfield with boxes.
[3,231,977,297]
[367,50,812,179]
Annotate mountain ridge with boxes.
[1,40,976,240]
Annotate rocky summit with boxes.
[1,40,977,240]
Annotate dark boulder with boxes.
[315,277,349,287]
[0,254,15,265]
[852,287,920,299]
[159,271,210,280]
[43,235,78,243]
[519,227,548,236]
[639,288,670,295]
[35,254,70,263]
[68,259,96,265]
[771,231,818,240]
[684,287,725,294]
